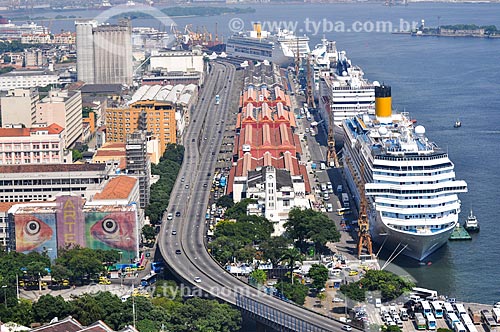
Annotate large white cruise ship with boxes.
[316,45,375,128]
[342,85,468,261]
[226,23,310,66]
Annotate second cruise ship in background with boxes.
[226,22,310,66]
[314,39,376,127]
[342,85,468,261]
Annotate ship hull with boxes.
[343,162,453,262]
[371,212,454,261]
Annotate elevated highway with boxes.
[158,62,351,332]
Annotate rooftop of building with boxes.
[0,123,64,137]
[80,84,124,94]
[129,84,196,105]
[93,176,137,200]
[0,163,106,174]
[10,199,137,215]
[30,316,138,332]
[0,201,22,213]
[248,167,294,190]
[0,69,57,77]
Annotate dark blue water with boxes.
[18,2,500,304]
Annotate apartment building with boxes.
[0,70,59,91]
[0,123,71,165]
[36,89,83,148]
[106,99,176,155]
[0,163,110,202]
[0,88,39,127]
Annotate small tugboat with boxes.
[464,209,480,232]
[454,119,461,128]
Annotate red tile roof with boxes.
[94,150,126,157]
[0,202,22,212]
[93,176,137,200]
[31,316,83,332]
[0,123,64,137]
[0,163,106,174]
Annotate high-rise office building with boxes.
[76,20,132,85]
[106,100,176,155]
[0,88,39,127]
[75,20,97,84]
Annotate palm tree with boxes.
[279,248,303,284]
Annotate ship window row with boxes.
[367,186,467,195]
[373,170,453,177]
[232,46,273,57]
[378,194,458,201]
[387,222,454,233]
[374,178,454,185]
[372,163,453,172]
[382,211,457,220]
[378,201,455,209]
[374,153,448,162]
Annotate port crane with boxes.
[306,54,315,109]
[353,161,373,259]
[322,96,339,168]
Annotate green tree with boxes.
[70,293,106,326]
[72,149,83,161]
[275,281,309,305]
[33,295,73,323]
[285,208,340,254]
[142,225,156,242]
[308,264,329,291]
[216,195,234,208]
[249,269,267,285]
[224,198,256,219]
[340,270,414,302]
[55,247,107,284]
[92,292,127,330]
[171,297,241,332]
[50,264,71,282]
[146,144,184,224]
[280,248,303,272]
[385,325,402,332]
[317,291,326,306]
[437,329,453,332]
[260,236,292,266]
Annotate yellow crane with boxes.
[354,162,373,259]
[323,96,339,168]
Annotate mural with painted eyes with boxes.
[14,214,54,252]
[88,211,137,251]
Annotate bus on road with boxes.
[432,301,444,318]
[141,273,157,287]
[415,313,426,330]
[341,193,350,208]
[426,312,437,330]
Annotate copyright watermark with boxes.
[228,18,419,35]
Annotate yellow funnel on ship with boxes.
[375,85,392,119]
[254,22,262,38]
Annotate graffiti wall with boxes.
[85,210,138,261]
[14,213,58,260]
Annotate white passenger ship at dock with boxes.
[342,85,468,261]
[226,22,310,67]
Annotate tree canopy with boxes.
[146,144,184,224]
[285,208,340,254]
[308,264,329,291]
[340,270,415,302]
